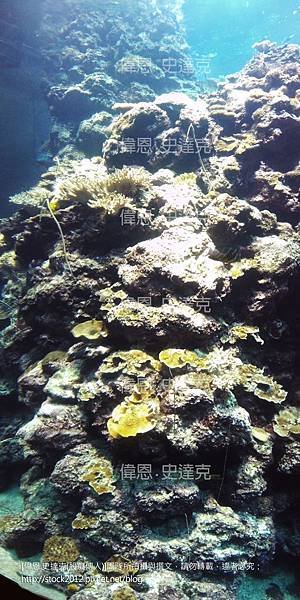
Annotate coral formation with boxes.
[79,455,116,495]
[111,587,137,600]
[107,394,160,438]
[71,319,108,340]
[0,6,300,598]
[273,407,300,438]
[158,346,287,403]
[158,348,204,369]
[104,167,151,198]
[0,515,22,533]
[102,555,138,575]
[222,324,264,344]
[42,536,80,563]
[71,514,99,530]
[98,350,161,376]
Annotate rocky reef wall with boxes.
[0,2,300,600]
[37,0,197,160]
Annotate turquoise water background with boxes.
[184,0,300,77]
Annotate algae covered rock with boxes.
[16,401,88,454]
[104,102,170,167]
[133,497,275,572]
[44,361,82,402]
[50,444,116,497]
[106,299,220,347]
[76,112,112,154]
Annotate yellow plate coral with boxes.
[159,348,206,369]
[107,396,160,438]
[71,319,108,340]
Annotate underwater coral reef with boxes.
[0,1,300,599]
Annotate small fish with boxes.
[293,6,300,15]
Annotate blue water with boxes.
[1,0,299,209]
[184,0,300,77]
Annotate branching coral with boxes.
[53,176,132,215]
[87,191,130,214]
[104,167,150,198]
[10,155,129,220]
[50,165,150,213]
[22,165,151,275]
[10,158,105,211]
[10,186,53,211]
[202,347,242,391]
[52,174,107,207]
[159,347,287,403]
[50,157,107,208]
